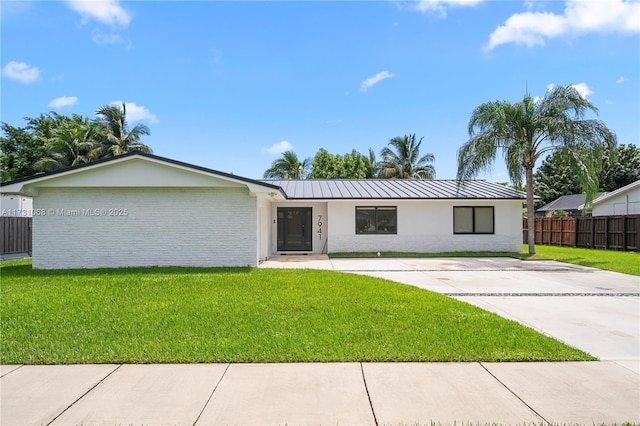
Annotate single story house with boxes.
[536,193,606,218]
[0,152,526,269]
[580,180,640,216]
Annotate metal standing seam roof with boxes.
[262,179,526,200]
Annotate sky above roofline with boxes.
[2,0,638,182]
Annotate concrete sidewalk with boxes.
[2,361,639,425]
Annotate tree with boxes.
[456,85,616,254]
[263,150,311,179]
[379,134,435,179]
[0,123,48,181]
[35,120,102,171]
[95,103,152,156]
[310,148,345,179]
[309,148,373,179]
[598,144,640,191]
[342,149,370,179]
[534,144,640,206]
[362,148,380,178]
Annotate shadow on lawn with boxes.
[553,256,611,269]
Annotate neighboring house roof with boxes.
[537,193,606,213]
[0,151,283,196]
[579,180,640,209]
[263,179,526,200]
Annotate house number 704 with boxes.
[317,215,323,240]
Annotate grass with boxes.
[530,244,639,276]
[0,259,593,365]
[331,245,639,276]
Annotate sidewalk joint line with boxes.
[46,363,122,426]
[479,362,551,426]
[360,363,379,426]
[0,364,24,378]
[192,363,230,426]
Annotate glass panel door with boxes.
[277,207,312,251]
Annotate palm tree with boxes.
[35,121,102,171]
[363,148,380,178]
[263,150,311,179]
[456,85,616,255]
[379,134,435,179]
[95,103,152,156]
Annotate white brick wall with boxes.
[327,200,522,253]
[33,187,257,269]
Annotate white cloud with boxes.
[48,96,78,108]
[616,76,629,84]
[92,31,124,45]
[485,0,640,50]
[263,141,293,155]
[67,0,131,27]
[413,0,483,17]
[544,82,593,99]
[360,71,395,92]
[1,61,40,83]
[570,82,593,98]
[110,101,158,123]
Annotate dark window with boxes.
[453,206,494,234]
[356,207,397,234]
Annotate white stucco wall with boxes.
[327,199,523,253]
[592,187,640,216]
[32,187,257,269]
[270,202,328,254]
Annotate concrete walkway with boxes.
[2,361,638,425]
[2,256,638,425]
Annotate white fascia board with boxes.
[579,180,640,209]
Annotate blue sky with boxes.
[2,0,639,181]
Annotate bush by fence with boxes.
[523,215,639,252]
[1,217,32,255]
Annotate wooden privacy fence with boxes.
[523,215,640,252]
[1,217,32,255]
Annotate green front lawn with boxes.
[0,259,592,364]
[530,244,640,276]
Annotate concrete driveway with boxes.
[262,255,640,374]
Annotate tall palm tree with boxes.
[95,103,152,156]
[263,150,311,179]
[457,85,616,255]
[379,134,435,179]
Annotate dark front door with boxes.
[277,207,312,251]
